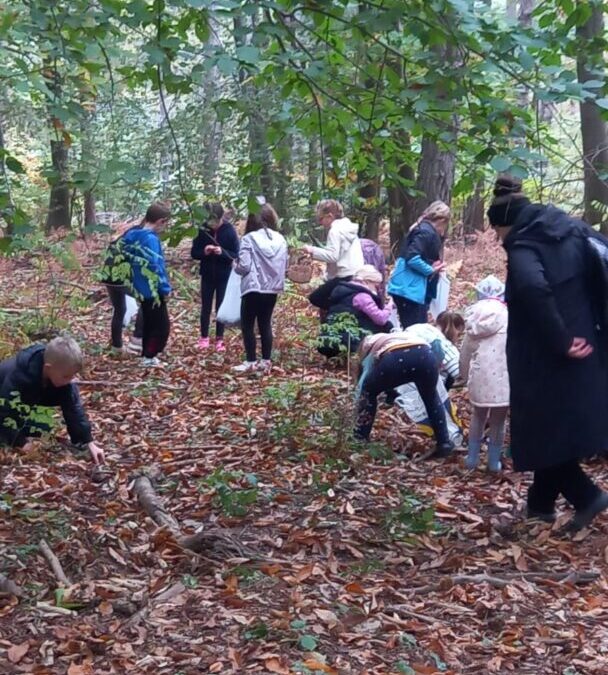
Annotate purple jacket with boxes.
[361,239,387,295]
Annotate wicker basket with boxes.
[287,251,313,284]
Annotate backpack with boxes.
[101,225,141,286]
[584,229,608,330]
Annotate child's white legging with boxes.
[469,405,509,447]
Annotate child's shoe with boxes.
[487,444,502,472]
[258,359,272,372]
[465,440,481,470]
[142,356,163,367]
[232,361,257,373]
[215,339,226,353]
[197,337,210,350]
[127,337,142,354]
[110,346,128,359]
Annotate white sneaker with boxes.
[232,361,257,373]
[141,356,163,367]
[127,338,142,354]
[258,359,272,372]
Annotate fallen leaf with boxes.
[302,659,337,674]
[8,641,30,664]
[264,657,291,674]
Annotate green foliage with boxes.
[384,491,439,541]
[198,468,259,517]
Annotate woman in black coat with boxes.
[488,176,608,531]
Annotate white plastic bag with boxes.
[429,274,450,319]
[394,377,463,445]
[216,270,242,326]
[123,294,138,327]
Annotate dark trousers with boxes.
[355,345,449,443]
[106,285,143,348]
[141,297,170,358]
[528,460,601,513]
[241,292,278,361]
[200,272,230,339]
[391,295,428,329]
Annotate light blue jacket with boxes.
[387,221,441,304]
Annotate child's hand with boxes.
[212,245,222,255]
[88,442,106,465]
[204,245,214,255]
[432,261,446,273]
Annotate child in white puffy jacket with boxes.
[460,275,509,472]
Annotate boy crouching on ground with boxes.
[0,336,105,464]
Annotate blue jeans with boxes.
[355,345,449,444]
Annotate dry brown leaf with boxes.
[302,659,337,674]
[8,641,30,664]
[264,657,291,674]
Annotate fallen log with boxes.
[130,473,181,536]
[39,538,72,587]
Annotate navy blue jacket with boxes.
[504,204,608,471]
[0,345,92,448]
[191,221,240,281]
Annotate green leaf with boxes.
[490,156,511,172]
[290,619,307,630]
[5,156,25,174]
[236,45,260,64]
[395,662,415,675]
[595,98,608,110]
[298,634,317,651]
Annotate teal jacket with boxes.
[388,221,442,305]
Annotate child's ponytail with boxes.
[436,311,465,344]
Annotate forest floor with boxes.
[1,230,608,675]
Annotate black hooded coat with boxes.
[504,204,608,471]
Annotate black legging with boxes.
[391,295,428,329]
[106,285,143,348]
[200,270,230,339]
[241,292,278,361]
[355,345,449,443]
[141,297,170,358]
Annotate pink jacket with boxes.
[352,293,392,326]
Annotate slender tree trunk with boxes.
[462,179,486,233]
[308,135,319,199]
[0,109,16,235]
[576,1,608,231]
[80,107,97,228]
[46,138,71,230]
[414,130,457,215]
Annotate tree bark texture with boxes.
[45,137,71,230]
[577,1,608,231]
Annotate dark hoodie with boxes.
[503,203,608,471]
[191,221,240,282]
[0,345,92,448]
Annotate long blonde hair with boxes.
[410,200,451,230]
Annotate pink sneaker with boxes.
[215,339,226,353]
[197,337,210,350]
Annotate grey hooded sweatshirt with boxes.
[309,217,364,279]
[234,228,288,295]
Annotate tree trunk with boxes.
[80,107,97,229]
[414,132,457,215]
[577,1,608,231]
[308,135,319,199]
[0,109,16,235]
[462,179,486,234]
[46,138,71,230]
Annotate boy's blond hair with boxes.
[316,199,344,219]
[44,336,84,373]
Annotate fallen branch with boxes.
[130,467,255,558]
[411,569,600,594]
[0,572,25,598]
[39,538,72,587]
[77,379,183,391]
[126,581,186,626]
[130,473,182,537]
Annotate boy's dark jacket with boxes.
[191,221,240,280]
[0,345,92,448]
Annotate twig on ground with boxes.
[0,572,25,598]
[39,538,72,587]
[77,379,183,391]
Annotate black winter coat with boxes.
[0,345,92,448]
[191,221,240,282]
[504,204,608,471]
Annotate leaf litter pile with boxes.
[1,230,608,675]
